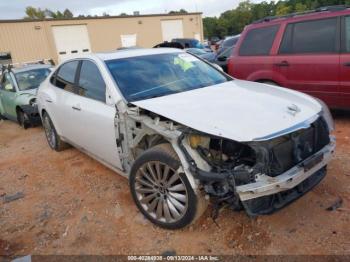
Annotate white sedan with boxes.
[37,48,335,229]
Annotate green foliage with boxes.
[169,9,188,14]
[203,0,349,38]
[24,6,74,19]
[63,9,74,18]
[295,3,308,12]
[24,6,46,19]
[275,2,292,15]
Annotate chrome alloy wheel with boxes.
[135,161,189,223]
[43,115,56,149]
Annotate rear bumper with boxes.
[236,138,335,202]
[236,138,335,216]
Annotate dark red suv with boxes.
[228,6,350,108]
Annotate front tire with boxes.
[17,110,29,129]
[129,144,198,229]
[42,112,69,152]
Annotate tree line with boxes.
[23,6,189,20]
[24,6,74,19]
[23,2,349,38]
[203,0,350,38]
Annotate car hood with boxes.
[132,80,322,142]
[18,88,37,97]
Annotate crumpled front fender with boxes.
[14,93,36,107]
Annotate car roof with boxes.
[173,38,196,41]
[12,64,52,73]
[222,35,240,43]
[248,6,350,29]
[76,48,185,61]
[224,35,240,40]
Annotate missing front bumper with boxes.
[242,166,327,216]
[236,139,335,216]
[236,139,335,202]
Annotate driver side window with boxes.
[1,73,16,92]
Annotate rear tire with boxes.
[42,112,69,152]
[129,144,204,229]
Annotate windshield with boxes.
[106,52,230,102]
[15,68,51,91]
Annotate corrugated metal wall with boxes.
[0,22,52,63]
[0,13,203,64]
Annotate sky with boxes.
[0,0,251,19]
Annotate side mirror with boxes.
[217,56,227,62]
[4,83,14,91]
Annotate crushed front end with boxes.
[179,115,335,217]
[19,98,41,128]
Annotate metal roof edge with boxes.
[0,12,203,24]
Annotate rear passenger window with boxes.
[279,18,338,54]
[77,61,106,102]
[54,61,79,92]
[239,25,279,56]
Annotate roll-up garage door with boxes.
[52,25,91,62]
[161,20,184,42]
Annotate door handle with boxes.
[45,99,52,103]
[274,61,290,67]
[343,62,350,67]
[72,105,81,111]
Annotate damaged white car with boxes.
[37,49,335,229]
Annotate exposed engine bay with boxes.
[178,116,331,216]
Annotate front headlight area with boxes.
[185,133,257,185]
[188,134,256,171]
[316,98,335,132]
[29,98,37,106]
[181,133,258,210]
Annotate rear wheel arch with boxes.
[256,79,281,86]
[41,109,62,137]
[246,69,286,86]
[42,111,70,151]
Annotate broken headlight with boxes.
[29,98,37,106]
[188,134,209,149]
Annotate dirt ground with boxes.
[0,112,349,257]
